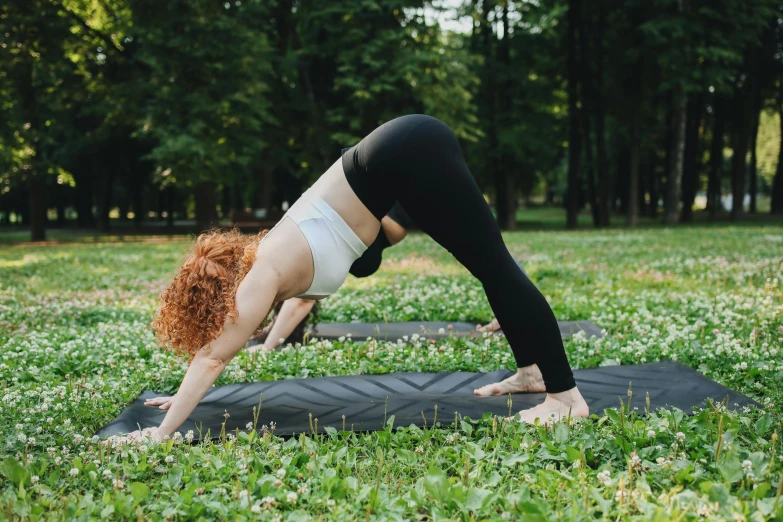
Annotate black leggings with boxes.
[342,114,576,392]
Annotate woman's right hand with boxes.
[144,396,176,410]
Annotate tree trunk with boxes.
[480,0,503,228]
[628,101,640,226]
[730,89,749,221]
[594,3,610,227]
[680,94,702,223]
[195,181,219,233]
[55,183,67,227]
[771,97,783,214]
[96,167,115,233]
[649,149,660,219]
[576,6,598,227]
[664,87,686,225]
[708,96,725,219]
[29,174,46,241]
[166,186,175,228]
[74,168,95,228]
[17,53,46,240]
[129,173,144,231]
[748,99,761,215]
[748,48,760,214]
[566,0,582,229]
[497,2,516,230]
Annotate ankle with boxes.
[515,364,543,381]
[547,387,582,404]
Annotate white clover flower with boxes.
[415,446,424,454]
[675,432,685,442]
[629,452,641,470]
[102,469,112,479]
[69,468,79,477]
[647,430,656,438]
[246,422,253,430]
[286,491,297,504]
[112,479,125,488]
[615,489,626,502]
[251,504,262,514]
[31,475,39,484]
[261,496,276,508]
[164,455,174,463]
[742,460,753,474]
[185,430,195,442]
[276,468,286,478]
[597,470,611,485]
[297,486,308,495]
[326,499,336,507]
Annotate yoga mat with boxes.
[97,361,759,440]
[301,321,604,343]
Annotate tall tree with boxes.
[707,95,726,218]
[680,94,703,222]
[566,0,582,229]
[771,83,783,214]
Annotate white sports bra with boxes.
[262,192,368,298]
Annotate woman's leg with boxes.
[477,259,528,333]
[351,115,585,421]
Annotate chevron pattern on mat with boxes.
[97,361,759,440]
[303,320,603,342]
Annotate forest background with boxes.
[2,0,783,241]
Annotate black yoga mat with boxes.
[300,321,603,343]
[97,361,759,440]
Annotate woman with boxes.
[248,200,523,352]
[246,202,415,352]
[135,115,588,442]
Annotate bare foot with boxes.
[511,387,590,425]
[473,364,547,395]
[476,318,501,333]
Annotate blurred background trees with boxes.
[1,0,782,240]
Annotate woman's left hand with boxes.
[105,427,164,445]
[128,427,164,442]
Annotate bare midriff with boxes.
[304,158,381,248]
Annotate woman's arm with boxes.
[137,263,279,440]
[247,298,315,352]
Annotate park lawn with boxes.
[0,225,781,521]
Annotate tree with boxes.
[131,0,274,232]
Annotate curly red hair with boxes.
[151,228,270,360]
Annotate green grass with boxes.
[0,225,781,520]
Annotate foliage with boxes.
[0,225,781,519]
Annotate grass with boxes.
[0,224,781,520]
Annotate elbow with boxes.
[206,357,225,372]
[194,351,227,372]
